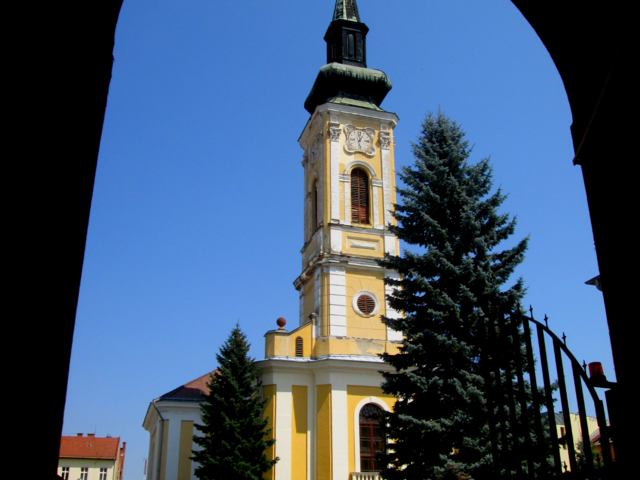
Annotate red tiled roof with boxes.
[60,435,120,459]
[159,370,217,401]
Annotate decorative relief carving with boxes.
[379,131,391,150]
[309,142,319,165]
[306,130,324,166]
[329,127,342,142]
[344,125,376,156]
[349,240,377,250]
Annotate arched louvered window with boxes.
[351,168,369,224]
[295,337,303,357]
[359,404,384,472]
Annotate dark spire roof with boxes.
[304,0,392,114]
[333,0,361,22]
[325,0,368,68]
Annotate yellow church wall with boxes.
[304,279,315,329]
[292,322,313,357]
[265,333,287,357]
[314,336,391,357]
[345,270,387,340]
[291,386,308,480]
[263,385,276,480]
[264,322,313,358]
[177,421,193,480]
[316,385,332,480]
[346,386,396,474]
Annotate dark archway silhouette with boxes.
[20,2,631,477]
[513,2,633,473]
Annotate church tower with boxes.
[258,2,400,479]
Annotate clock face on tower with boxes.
[344,125,376,156]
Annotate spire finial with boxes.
[333,0,361,22]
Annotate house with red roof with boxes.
[58,433,125,480]
[142,370,214,480]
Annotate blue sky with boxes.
[63,1,613,477]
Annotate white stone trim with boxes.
[318,135,325,229]
[343,174,351,226]
[352,290,380,317]
[384,235,396,256]
[347,238,379,251]
[329,121,341,223]
[381,146,393,228]
[328,265,347,337]
[314,269,322,322]
[372,185,380,229]
[343,160,377,179]
[274,387,292,480]
[353,397,391,473]
[330,377,349,480]
[385,271,403,342]
[330,226,342,253]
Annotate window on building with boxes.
[295,337,303,357]
[60,467,69,480]
[357,294,375,315]
[353,291,378,317]
[359,403,385,472]
[100,468,108,480]
[351,168,369,224]
[80,468,88,480]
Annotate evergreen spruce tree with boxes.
[192,324,277,480]
[378,111,529,479]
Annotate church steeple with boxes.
[304,0,391,114]
[325,0,368,68]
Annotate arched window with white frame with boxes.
[354,398,389,473]
[350,168,370,224]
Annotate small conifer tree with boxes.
[192,323,277,480]
[378,111,529,479]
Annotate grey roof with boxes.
[333,0,361,22]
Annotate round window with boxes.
[353,291,380,317]
[358,295,375,315]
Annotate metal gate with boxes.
[480,308,615,478]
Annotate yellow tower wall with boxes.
[345,269,387,340]
[316,385,332,480]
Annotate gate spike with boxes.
[544,314,548,328]
[583,360,587,371]
[562,332,567,345]
[529,305,534,319]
